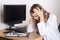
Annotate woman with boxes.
[27,4,60,40]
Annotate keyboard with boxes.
[6,33,28,37]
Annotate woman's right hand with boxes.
[29,17,34,24]
[29,17,36,24]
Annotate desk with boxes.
[0,30,43,40]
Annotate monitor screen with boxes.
[3,5,26,25]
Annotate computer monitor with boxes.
[3,5,26,26]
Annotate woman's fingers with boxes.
[33,7,44,17]
[41,9,43,13]
[29,17,35,24]
[36,7,40,11]
[29,17,33,24]
[36,7,43,13]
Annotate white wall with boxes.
[0,0,26,22]
[0,0,27,29]
[26,0,60,24]
[0,0,60,29]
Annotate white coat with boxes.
[27,13,60,40]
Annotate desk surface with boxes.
[0,30,43,40]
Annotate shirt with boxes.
[27,13,60,40]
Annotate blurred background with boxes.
[0,0,60,29]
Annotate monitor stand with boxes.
[4,20,23,34]
[4,25,16,33]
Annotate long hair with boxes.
[30,4,49,22]
[30,4,49,35]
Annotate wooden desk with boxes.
[0,30,43,40]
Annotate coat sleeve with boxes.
[27,23,35,33]
[37,14,58,36]
[37,21,46,36]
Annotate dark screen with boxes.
[4,5,26,25]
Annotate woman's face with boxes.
[31,8,40,20]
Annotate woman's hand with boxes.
[34,7,44,22]
[29,17,35,24]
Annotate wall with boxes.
[27,0,60,24]
[0,0,26,22]
[0,0,27,29]
[0,0,60,29]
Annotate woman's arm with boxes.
[37,21,46,36]
[27,18,35,33]
[27,23,35,33]
[34,7,46,36]
[35,7,58,39]
[37,14,58,40]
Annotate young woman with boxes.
[27,4,60,40]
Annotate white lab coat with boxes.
[27,13,60,40]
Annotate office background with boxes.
[0,0,60,29]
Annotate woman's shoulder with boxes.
[49,13,57,19]
[47,13,57,23]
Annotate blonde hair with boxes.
[30,4,49,22]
